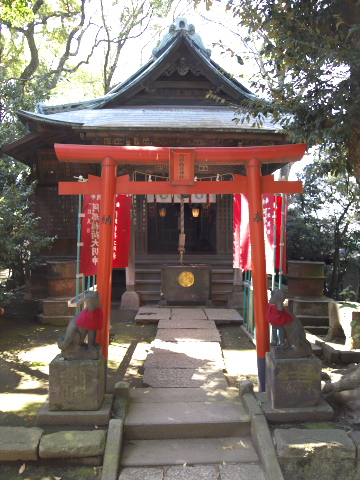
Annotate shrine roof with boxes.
[34,18,258,116]
[17,105,281,133]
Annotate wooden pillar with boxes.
[96,156,117,360]
[246,157,270,392]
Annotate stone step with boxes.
[129,387,240,403]
[124,400,250,440]
[37,313,72,325]
[305,325,329,336]
[121,435,258,467]
[298,314,329,326]
[288,297,331,316]
[143,368,228,389]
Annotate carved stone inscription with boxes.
[49,354,105,411]
[266,352,322,409]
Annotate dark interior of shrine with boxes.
[147,202,216,253]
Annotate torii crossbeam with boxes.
[56,144,306,391]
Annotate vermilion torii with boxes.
[56,143,306,391]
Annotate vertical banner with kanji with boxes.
[233,193,287,272]
[81,194,131,275]
[233,194,251,270]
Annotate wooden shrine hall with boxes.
[4,17,304,309]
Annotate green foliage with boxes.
[0,159,54,306]
[199,0,360,181]
[287,157,360,299]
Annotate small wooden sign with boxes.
[169,149,195,185]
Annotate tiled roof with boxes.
[19,106,282,132]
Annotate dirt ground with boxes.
[0,296,358,479]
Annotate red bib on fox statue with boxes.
[266,303,294,327]
[76,307,103,330]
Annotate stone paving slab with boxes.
[150,340,223,358]
[121,436,257,467]
[129,387,239,403]
[274,428,356,459]
[0,426,43,461]
[166,465,218,479]
[39,430,106,458]
[158,319,217,329]
[135,307,171,323]
[204,309,243,324]
[144,352,224,370]
[143,368,228,389]
[119,467,164,480]
[219,464,267,480]
[155,329,221,343]
[170,308,208,320]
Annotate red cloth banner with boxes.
[233,194,251,270]
[81,194,131,276]
[233,193,287,272]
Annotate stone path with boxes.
[119,308,267,480]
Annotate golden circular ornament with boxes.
[178,271,195,287]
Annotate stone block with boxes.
[121,291,140,310]
[121,436,257,467]
[155,328,221,343]
[114,381,130,399]
[143,368,228,389]
[36,394,113,426]
[119,468,164,480]
[239,379,253,397]
[166,465,218,479]
[328,301,360,349]
[266,352,322,409]
[289,298,330,316]
[0,426,43,461]
[275,428,357,480]
[275,428,356,459]
[318,341,340,363]
[101,419,123,480]
[144,352,224,369]
[157,319,216,329]
[171,308,208,319]
[219,464,267,480]
[39,430,106,458]
[204,308,243,323]
[42,297,76,317]
[256,392,334,423]
[49,354,105,411]
[124,400,250,440]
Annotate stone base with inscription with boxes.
[266,352,322,409]
[49,354,106,411]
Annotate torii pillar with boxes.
[56,144,306,391]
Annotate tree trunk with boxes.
[349,132,360,186]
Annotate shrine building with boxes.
[3,18,290,307]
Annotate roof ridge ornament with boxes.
[152,18,211,59]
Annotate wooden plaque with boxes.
[169,149,195,185]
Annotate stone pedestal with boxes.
[266,352,321,409]
[49,355,106,411]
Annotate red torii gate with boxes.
[56,143,306,391]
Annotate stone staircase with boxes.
[288,296,331,337]
[135,253,234,306]
[119,308,266,479]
